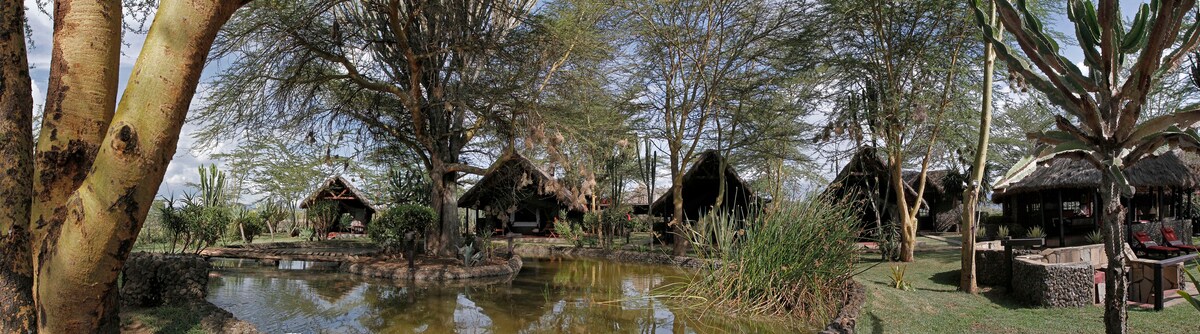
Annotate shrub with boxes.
[1025,226,1045,239]
[682,195,860,326]
[554,217,585,248]
[890,265,913,291]
[1086,230,1104,244]
[306,201,341,240]
[369,204,436,254]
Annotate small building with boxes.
[457,152,586,235]
[991,151,1200,247]
[649,150,757,243]
[823,147,965,236]
[300,175,378,234]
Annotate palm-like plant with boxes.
[970,1,1200,333]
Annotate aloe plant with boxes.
[1026,226,1046,239]
[970,1,1200,332]
[459,241,485,267]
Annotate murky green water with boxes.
[207,257,797,333]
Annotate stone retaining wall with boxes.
[340,256,524,281]
[974,241,1039,287]
[1010,256,1093,307]
[121,252,211,307]
[819,281,866,334]
[511,244,714,269]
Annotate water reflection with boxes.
[207,257,790,333]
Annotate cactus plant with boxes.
[970,0,1200,331]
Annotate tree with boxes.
[0,0,249,331]
[195,0,576,256]
[971,1,1200,332]
[824,0,976,262]
[619,0,814,256]
[0,1,36,332]
[961,0,1002,294]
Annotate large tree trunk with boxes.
[30,1,245,332]
[669,155,689,256]
[1099,173,1129,334]
[889,156,916,262]
[0,0,36,331]
[427,164,460,257]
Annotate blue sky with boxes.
[19,1,1161,201]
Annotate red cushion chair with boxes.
[1133,231,1181,257]
[1161,227,1199,253]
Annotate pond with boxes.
[207,257,797,333]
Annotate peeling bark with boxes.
[0,0,36,331]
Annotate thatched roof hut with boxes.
[824,147,964,233]
[649,150,756,218]
[457,151,584,212]
[300,175,378,233]
[992,151,1200,203]
[457,151,585,235]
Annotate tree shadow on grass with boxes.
[866,311,884,334]
[978,286,1031,310]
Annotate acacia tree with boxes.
[620,0,812,256]
[972,1,1200,332]
[825,0,976,262]
[0,0,250,332]
[196,0,563,256]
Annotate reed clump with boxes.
[681,195,860,327]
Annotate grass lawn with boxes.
[855,249,1200,333]
[131,235,315,253]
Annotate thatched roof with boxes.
[300,175,378,212]
[456,151,586,212]
[825,147,957,202]
[992,150,1200,202]
[649,150,756,215]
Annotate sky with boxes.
[19,1,1159,202]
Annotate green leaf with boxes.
[1120,4,1151,53]
[1107,164,1134,197]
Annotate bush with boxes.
[1025,226,1045,239]
[682,195,860,326]
[306,201,340,240]
[369,204,436,254]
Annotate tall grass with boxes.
[680,195,860,326]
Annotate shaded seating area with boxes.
[1132,231,1181,258]
[300,175,378,235]
[1162,227,1200,252]
[991,151,1200,247]
[457,151,586,236]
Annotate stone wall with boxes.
[1128,258,1186,305]
[121,253,211,307]
[974,241,1039,287]
[1010,256,1094,307]
[511,244,713,269]
[819,281,866,334]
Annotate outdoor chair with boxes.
[1132,231,1181,257]
[1160,227,1199,253]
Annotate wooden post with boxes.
[1153,262,1164,311]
